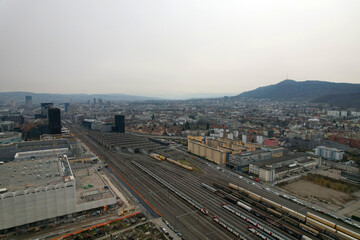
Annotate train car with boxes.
[318,232,337,240]
[252,209,267,220]
[215,189,226,198]
[282,206,306,222]
[299,223,319,237]
[248,192,262,202]
[279,224,303,239]
[267,208,283,218]
[247,226,275,240]
[214,183,233,194]
[306,217,337,234]
[336,230,358,240]
[306,212,336,228]
[335,224,360,239]
[224,195,238,204]
[284,216,300,227]
[213,216,249,240]
[229,183,243,192]
[261,198,282,210]
[237,201,252,212]
[253,201,268,211]
[158,155,167,160]
[301,236,313,240]
[201,183,217,192]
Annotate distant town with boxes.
[0,91,359,240]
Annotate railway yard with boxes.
[66,122,360,240]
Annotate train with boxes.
[247,226,276,240]
[132,161,208,215]
[222,203,289,240]
[212,216,250,240]
[148,153,193,171]
[201,183,217,192]
[228,183,360,240]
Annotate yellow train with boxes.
[229,183,359,240]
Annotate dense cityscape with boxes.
[1,1,360,239]
[0,91,359,240]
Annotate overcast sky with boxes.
[0,0,359,99]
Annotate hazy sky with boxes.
[1,0,359,99]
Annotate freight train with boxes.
[148,153,193,170]
[228,183,359,240]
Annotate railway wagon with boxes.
[306,217,337,235]
[279,224,303,240]
[306,212,336,228]
[299,223,319,237]
[335,224,360,239]
[248,192,262,202]
[282,206,306,222]
[267,208,283,218]
[224,195,238,204]
[229,183,245,192]
[214,183,233,194]
[247,226,275,240]
[336,230,358,240]
[261,198,282,210]
[237,201,252,212]
[284,215,300,227]
[253,201,268,212]
[215,189,226,198]
[201,183,217,192]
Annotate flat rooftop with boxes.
[71,163,114,204]
[90,131,161,150]
[0,158,63,192]
[251,152,307,167]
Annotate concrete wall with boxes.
[0,181,76,230]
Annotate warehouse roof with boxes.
[251,152,307,167]
[0,157,65,192]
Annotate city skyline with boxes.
[1,0,359,98]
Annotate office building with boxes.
[64,103,70,113]
[25,96,32,107]
[115,115,125,133]
[41,102,53,116]
[48,107,61,134]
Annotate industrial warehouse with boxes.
[88,131,163,154]
[0,153,116,232]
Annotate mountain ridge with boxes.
[235,79,360,101]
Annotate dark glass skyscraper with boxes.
[115,115,125,133]
[64,103,69,113]
[25,96,32,104]
[48,107,61,134]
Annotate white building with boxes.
[315,146,344,161]
[0,155,116,231]
[327,111,340,117]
